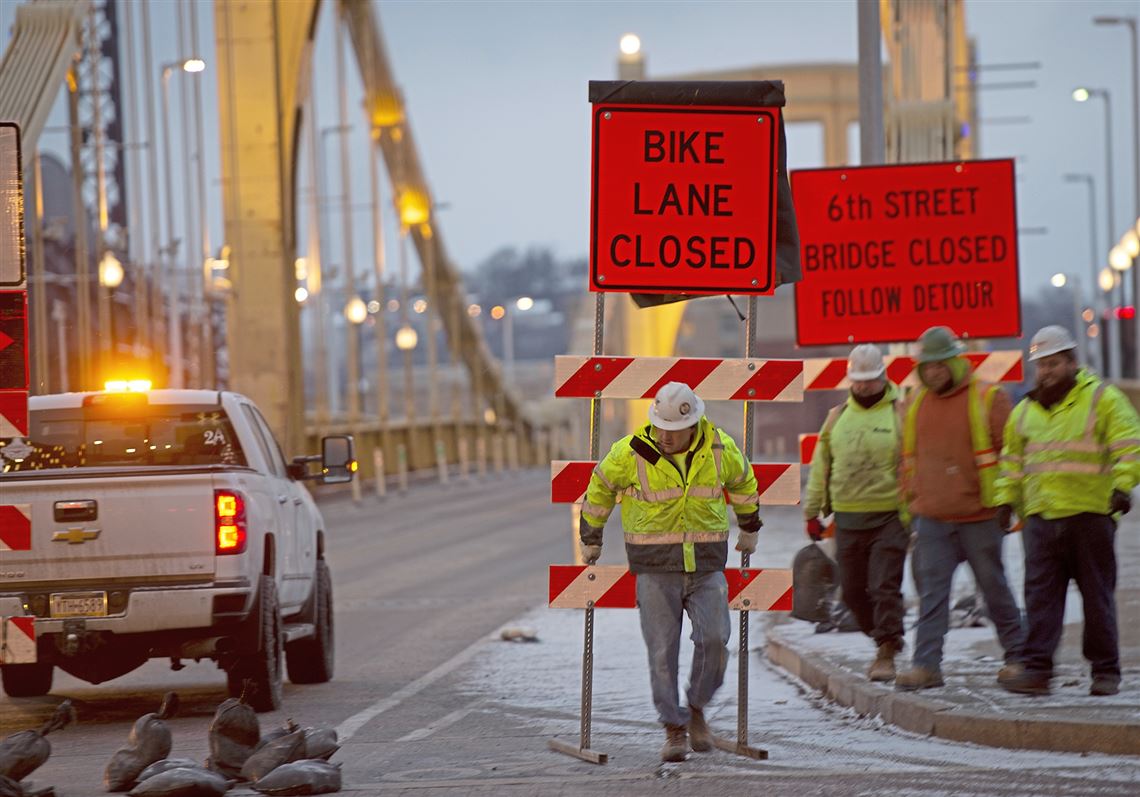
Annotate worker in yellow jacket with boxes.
[804,344,908,683]
[579,382,761,762]
[996,325,1140,697]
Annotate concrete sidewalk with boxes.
[763,518,1140,756]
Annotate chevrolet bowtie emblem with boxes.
[52,527,101,544]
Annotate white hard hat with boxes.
[847,343,886,381]
[648,382,705,431]
[1028,325,1078,361]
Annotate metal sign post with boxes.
[712,294,768,760]
[549,293,608,765]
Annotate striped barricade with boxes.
[798,434,819,466]
[0,617,35,664]
[554,356,803,401]
[549,565,793,611]
[0,504,31,551]
[551,461,800,506]
[803,351,1022,391]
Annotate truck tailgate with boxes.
[1,471,218,588]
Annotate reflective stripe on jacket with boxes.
[579,416,760,573]
[803,383,903,519]
[902,377,1001,509]
[995,369,1140,519]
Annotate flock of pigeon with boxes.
[0,686,342,796]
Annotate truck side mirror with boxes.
[321,435,356,484]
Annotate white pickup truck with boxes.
[0,387,354,711]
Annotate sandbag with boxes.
[791,543,835,623]
[207,692,260,778]
[0,701,75,782]
[104,693,178,792]
[240,731,305,783]
[251,761,341,796]
[126,767,228,797]
[300,729,338,762]
[255,721,299,753]
[137,761,203,783]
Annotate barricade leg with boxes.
[397,443,409,494]
[458,436,471,482]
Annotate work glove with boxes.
[1110,489,1132,515]
[806,517,826,542]
[735,530,758,555]
[996,505,1014,533]
[580,544,602,565]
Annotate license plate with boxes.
[50,591,108,618]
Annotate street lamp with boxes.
[1093,16,1139,233]
[99,251,124,288]
[1073,87,1122,376]
[345,296,368,325]
[617,32,645,80]
[159,57,207,388]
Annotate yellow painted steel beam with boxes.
[339,0,530,436]
[214,0,320,456]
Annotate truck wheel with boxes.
[227,574,283,712]
[286,560,334,684]
[1,663,53,697]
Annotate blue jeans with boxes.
[636,571,731,727]
[910,515,1026,672]
[1022,514,1119,679]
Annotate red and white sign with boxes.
[590,104,779,294]
[725,568,793,611]
[803,351,1022,391]
[0,290,27,391]
[0,390,27,437]
[549,566,793,611]
[0,616,36,664]
[0,504,31,551]
[792,159,1020,346]
[799,434,818,466]
[551,461,800,506]
[554,356,802,401]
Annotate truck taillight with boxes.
[214,490,247,554]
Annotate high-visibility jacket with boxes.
[995,369,1140,519]
[901,376,1001,509]
[580,417,761,573]
[803,383,903,519]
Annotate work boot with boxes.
[1090,675,1121,696]
[660,724,688,763]
[999,671,1050,696]
[996,661,1023,686]
[688,706,712,752]
[895,666,944,692]
[868,642,899,682]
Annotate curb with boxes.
[765,634,1140,756]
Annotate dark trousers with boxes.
[835,516,908,648]
[1022,513,1119,679]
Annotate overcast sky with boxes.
[3,0,1138,299]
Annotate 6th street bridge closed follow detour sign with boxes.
[590,104,779,294]
[792,159,1020,346]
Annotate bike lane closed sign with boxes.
[792,159,1020,346]
[590,104,779,294]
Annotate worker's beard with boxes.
[1035,373,1077,409]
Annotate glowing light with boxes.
[1072,87,1090,102]
[619,34,641,55]
[294,257,308,280]
[1109,245,1132,271]
[295,287,309,304]
[346,296,368,324]
[483,408,497,424]
[1122,230,1140,259]
[413,298,427,314]
[1051,273,1067,288]
[99,252,124,288]
[367,300,381,314]
[1099,267,1118,292]
[182,58,205,73]
[387,299,400,312]
[1088,323,1100,338]
[467,304,482,317]
[397,189,430,227]
[515,296,534,311]
[104,379,152,393]
[395,324,418,351]
[490,305,506,320]
[1082,308,1095,323]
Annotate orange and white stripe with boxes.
[554,356,803,401]
[803,351,1022,391]
[0,617,36,664]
